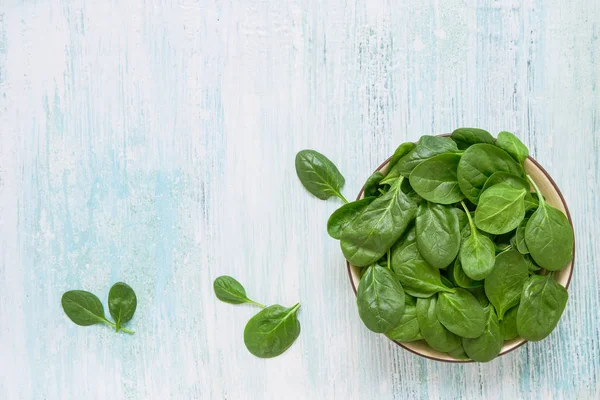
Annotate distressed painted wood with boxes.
[0,1,598,399]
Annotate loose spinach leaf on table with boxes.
[500,305,519,340]
[416,296,461,353]
[457,144,522,204]
[409,153,465,204]
[357,265,405,333]
[363,171,385,197]
[341,178,417,267]
[524,176,574,271]
[462,306,503,362]
[108,282,137,332]
[381,142,417,185]
[514,218,530,254]
[62,290,109,327]
[484,250,529,320]
[391,226,454,297]
[450,128,495,149]
[459,201,496,280]
[385,302,421,342]
[496,131,529,165]
[517,275,568,341]
[295,149,347,202]
[387,136,458,179]
[327,197,376,239]
[213,276,266,308]
[416,202,461,269]
[475,183,527,235]
[436,288,486,338]
[244,304,302,358]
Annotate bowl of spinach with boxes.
[296,128,574,363]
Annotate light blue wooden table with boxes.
[1,1,598,399]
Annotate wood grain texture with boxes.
[0,1,598,399]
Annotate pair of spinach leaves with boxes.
[213,276,301,358]
[296,128,573,362]
[61,282,137,334]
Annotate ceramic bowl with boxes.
[346,146,575,363]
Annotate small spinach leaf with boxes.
[457,144,522,204]
[450,128,495,148]
[341,178,417,267]
[213,276,266,308]
[524,176,574,271]
[108,282,137,332]
[62,290,109,327]
[475,183,527,234]
[517,275,568,341]
[462,306,503,362]
[484,250,529,320]
[295,150,347,202]
[496,131,529,165]
[416,202,461,269]
[416,297,461,353]
[459,201,496,280]
[244,304,302,358]
[449,258,483,289]
[327,197,376,239]
[409,153,465,204]
[385,302,421,342]
[437,289,487,338]
[514,218,530,254]
[357,266,405,333]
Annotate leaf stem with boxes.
[460,201,476,231]
[101,318,135,334]
[336,191,349,204]
[247,299,267,309]
[290,303,301,314]
[387,250,391,270]
[526,175,545,205]
[119,327,135,335]
[497,245,514,256]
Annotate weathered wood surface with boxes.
[0,1,598,399]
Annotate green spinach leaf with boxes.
[437,288,486,338]
[327,197,376,239]
[62,290,109,326]
[481,171,530,194]
[459,201,496,280]
[475,183,527,234]
[514,218,530,254]
[108,282,137,332]
[388,136,458,179]
[357,266,406,333]
[524,176,574,271]
[500,305,519,340]
[457,144,522,204]
[462,306,503,362]
[341,178,417,266]
[363,171,385,197]
[416,296,461,352]
[295,150,347,202]
[496,131,529,165]
[449,258,483,288]
[484,250,528,320]
[416,202,461,269]
[244,304,301,358]
[448,344,470,360]
[450,128,495,148]
[381,142,417,185]
[213,276,266,308]
[409,153,465,204]
[517,275,568,341]
[385,302,421,342]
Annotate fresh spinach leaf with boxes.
[457,144,522,204]
[390,226,454,297]
[385,302,421,342]
[295,150,347,202]
[341,178,417,266]
[389,136,458,179]
[481,171,530,194]
[462,306,503,362]
[213,276,266,308]
[524,254,541,273]
[484,250,529,320]
[524,176,574,271]
[459,201,496,280]
[416,202,461,269]
[524,192,539,213]
[244,304,301,358]
[409,153,465,204]
[500,305,519,340]
[62,290,135,334]
[357,265,406,333]
[381,142,417,185]
[363,171,385,197]
[416,296,461,352]
[449,258,483,288]
[437,289,486,338]
[496,131,529,165]
[450,128,495,148]
[514,218,530,254]
[475,183,527,234]
[517,275,568,341]
[327,197,376,239]
[108,282,137,332]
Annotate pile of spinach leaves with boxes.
[296,128,573,362]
